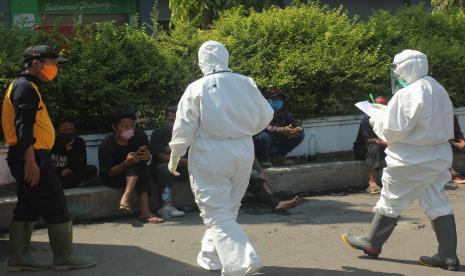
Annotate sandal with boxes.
[366,185,381,194]
[118,204,133,214]
[138,215,165,224]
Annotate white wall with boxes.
[287,107,465,157]
[2,108,465,185]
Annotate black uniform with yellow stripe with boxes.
[2,73,69,224]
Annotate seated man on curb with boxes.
[353,96,389,194]
[150,107,186,218]
[449,115,465,184]
[98,111,164,223]
[51,116,100,189]
[246,157,302,214]
[253,89,305,167]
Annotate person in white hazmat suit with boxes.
[342,50,460,271]
[168,40,274,276]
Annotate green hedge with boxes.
[165,4,465,118]
[0,24,182,133]
[1,4,465,134]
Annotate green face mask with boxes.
[390,64,410,94]
[397,78,409,88]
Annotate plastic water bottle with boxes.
[162,187,173,202]
[307,134,317,161]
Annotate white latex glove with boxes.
[369,117,376,127]
[371,103,386,111]
[168,154,181,176]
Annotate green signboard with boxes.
[10,0,137,28]
[11,0,40,27]
[39,0,131,14]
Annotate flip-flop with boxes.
[366,186,381,194]
[138,215,165,224]
[118,204,132,214]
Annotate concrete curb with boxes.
[0,160,368,229]
[267,160,368,193]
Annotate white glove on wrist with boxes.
[369,117,376,127]
[371,103,387,111]
[168,154,181,176]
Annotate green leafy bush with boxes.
[1,23,182,133]
[166,4,465,116]
[46,23,181,132]
[166,4,390,117]
[1,4,465,135]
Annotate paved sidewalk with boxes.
[0,185,464,275]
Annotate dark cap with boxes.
[267,89,285,99]
[23,45,67,63]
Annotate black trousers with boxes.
[103,163,152,196]
[354,144,387,171]
[153,163,189,190]
[247,170,280,209]
[7,150,70,224]
[60,165,98,189]
[150,163,189,204]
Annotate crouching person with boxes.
[2,45,96,271]
[51,116,100,189]
[98,111,164,223]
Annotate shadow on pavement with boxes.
[238,197,376,226]
[262,265,405,275]
[0,241,209,276]
[376,256,465,272]
[0,238,6,263]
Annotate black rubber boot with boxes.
[7,221,51,272]
[342,213,398,258]
[48,221,97,271]
[419,215,460,271]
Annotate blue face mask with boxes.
[270,99,284,111]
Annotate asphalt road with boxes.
[1,185,464,276]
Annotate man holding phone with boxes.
[253,89,305,167]
[98,111,164,223]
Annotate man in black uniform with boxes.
[1,45,96,272]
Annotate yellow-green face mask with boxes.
[390,64,409,94]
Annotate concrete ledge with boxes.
[0,187,129,229]
[0,184,195,229]
[0,160,368,229]
[266,160,368,193]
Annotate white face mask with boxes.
[120,129,134,140]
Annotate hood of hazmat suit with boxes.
[198,40,231,76]
[390,50,429,94]
[169,40,273,276]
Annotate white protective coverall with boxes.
[169,41,274,276]
[372,49,454,220]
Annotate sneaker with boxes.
[451,174,465,184]
[158,206,186,218]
